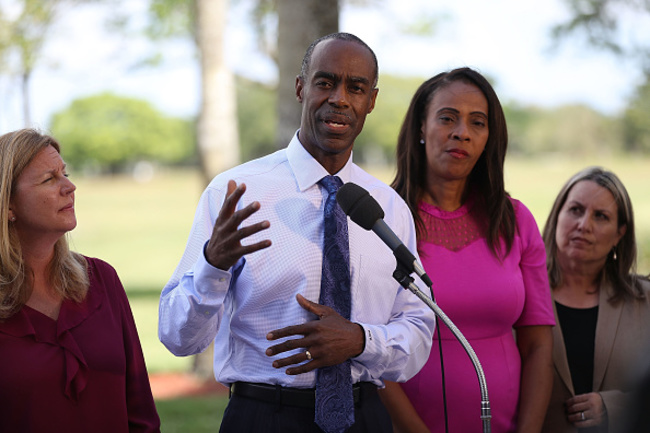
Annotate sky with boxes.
[0,0,647,134]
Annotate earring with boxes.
[612,247,617,261]
[420,139,425,144]
[10,216,16,222]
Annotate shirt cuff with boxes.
[194,242,232,298]
[352,323,385,368]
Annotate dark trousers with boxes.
[219,383,393,433]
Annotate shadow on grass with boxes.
[156,394,228,433]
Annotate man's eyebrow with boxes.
[313,71,337,81]
[349,76,371,86]
[312,71,371,86]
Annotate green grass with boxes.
[70,168,204,290]
[156,395,228,432]
[68,157,650,376]
[69,168,205,373]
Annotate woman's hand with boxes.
[565,392,606,428]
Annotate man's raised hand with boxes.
[205,180,271,270]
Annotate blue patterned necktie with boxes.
[315,175,354,433]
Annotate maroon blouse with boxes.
[0,257,160,432]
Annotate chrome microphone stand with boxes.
[393,266,491,433]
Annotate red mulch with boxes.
[149,373,229,400]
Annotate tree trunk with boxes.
[195,0,240,184]
[274,0,339,148]
[191,0,239,379]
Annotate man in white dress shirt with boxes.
[159,32,436,433]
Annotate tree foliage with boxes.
[48,74,641,173]
[623,74,650,152]
[0,0,111,125]
[553,0,650,70]
[145,0,193,40]
[0,0,61,125]
[354,75,423,164]
[129,0,240,187]
[236,74,634,163]
[236,75,277,161]
[50,92,194,171]
[506,103,621,156]
[552,0,650,156]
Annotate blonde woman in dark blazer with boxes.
[541,167,650,433]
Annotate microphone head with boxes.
[336,182,384,230]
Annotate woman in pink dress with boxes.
[0,129,160,432]
[379,68,555,433]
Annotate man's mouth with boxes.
[324,120,348,129]
[322,112,351,130]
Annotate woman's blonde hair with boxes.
[542,166,641,303]
[0,129,88,319]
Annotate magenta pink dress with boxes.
[400,197,555,433]
[0,257,160,433]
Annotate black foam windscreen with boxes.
[336,182,384,230]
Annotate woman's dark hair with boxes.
[391,67,514,258]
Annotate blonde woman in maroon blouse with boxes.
[0,129,160,433]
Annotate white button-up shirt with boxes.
[159,133,435,387]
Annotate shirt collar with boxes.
[287,130,354,192]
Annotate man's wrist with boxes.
[352,322,366,358]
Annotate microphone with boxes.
[336,182,433,288]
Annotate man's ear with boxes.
[295,76,304,103]
[367,88,379,114]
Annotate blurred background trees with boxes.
[34,70,647,172]
[552,0,650,70]
[1,0,648,176]
[0,0,71,126]
[623,77,650,153]
[50,92,194,172]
